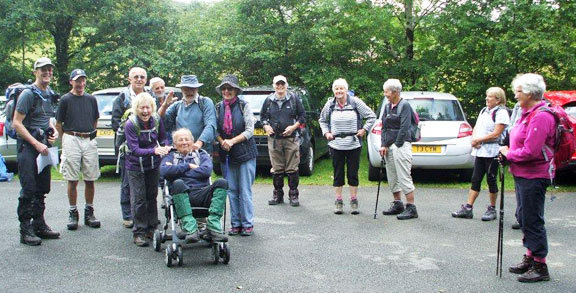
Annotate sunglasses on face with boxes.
[275,81,286,86]
[221,86,234,92]
[132,75,147,80]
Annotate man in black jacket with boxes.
[260,75,306,207]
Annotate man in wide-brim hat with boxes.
[158,75,217,152]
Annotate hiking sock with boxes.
[69,205,78,212]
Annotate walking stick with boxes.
[496,157,505,278]
[373,159,384,219]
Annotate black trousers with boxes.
[470,157,499,193]
[17,140,51,223]
[127,168,159,236]
[515,176,550,258]
[330,147,361,187]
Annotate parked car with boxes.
[367,91,474,181]
[544,90,576,170]
[0,97,17,170]
[212,86,329,176]
[93,87,182,166]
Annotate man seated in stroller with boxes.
[160,128,228,243]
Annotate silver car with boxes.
[93,87,182,166]
[0,97,17,169]
[367,91,474,181]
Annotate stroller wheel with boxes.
[212,243,220,265]
[153,230,162,252]
[222,243,230,265]
[177,245,183,266]
[165,246,173,267]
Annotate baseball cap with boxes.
[69,69,88,81]
[273,75,288,84]
[34,57,54,70]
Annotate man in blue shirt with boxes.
[158,75,216,153]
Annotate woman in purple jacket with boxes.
[500,73,555,283]
[125,92,171,247]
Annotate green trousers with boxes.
[172,187,227,233]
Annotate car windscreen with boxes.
[407,99,465,121]
[95,94,117,116]
[565,104,576,119]
[239,94,269,114]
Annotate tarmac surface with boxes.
[0,179,575,292]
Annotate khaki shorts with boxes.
[268,136,300,174]
[60,134,101,181]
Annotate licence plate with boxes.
[412,145,441,153]
[97,129,114,137]
[254,128,266,136]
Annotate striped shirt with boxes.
[319,96,376,150]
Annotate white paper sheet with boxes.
[36,147,59,174]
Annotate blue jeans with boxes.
[224,158,256,228]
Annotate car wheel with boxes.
[368,164,386,181]
[299,145,314,176]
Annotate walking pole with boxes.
[496,156,505,278]
[373,159,384,219]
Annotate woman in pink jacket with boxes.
[499,73,555,283]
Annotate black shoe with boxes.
[268,190,284,205]
[68,209,79,230]
[34,224,60,239]
[84,206,101,228]
[512,221,521,230]
[518,261,550,283]
[20,221,42,246]
[205,229,228,242]
[509,255,534,274]
[451,204,473,219]
[383,201,404,215]
[397,204,418,220]
[133,235,149,247]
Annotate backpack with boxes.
[3,83,51,140]
[526,104,576,184]
[480,105,512,123]
[327,96,362,132]
[0,153,14,182]
[115,110,161,172]
[262,91,299,118]
[383,99,421,142]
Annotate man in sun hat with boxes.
[158,75,217,152]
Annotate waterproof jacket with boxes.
[124,115,168,172]
[160,150,212,189]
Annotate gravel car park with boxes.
[212,86,328,176]
[367,91,474,181]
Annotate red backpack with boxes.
[528,104,576,172]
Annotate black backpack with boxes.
[480,105,512,122]
[327,96,362,132]
[3,83,57,139]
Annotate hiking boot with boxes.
[133,235,149,247]
[84,206,101,228]
[451,204,473,219]
[268,190,284,205]
[382,201,404,215]
[20,221,42,246]
[241,226,254,236]
[334,199,344,215]
[205,229,228,242]
[123,219,134,228]
[289,190,300,207]
[512,221,521,230]
[350,199,359,215]
[518,261,550,283]
[33,224,60,239]
[67,209,79,230]
[184,230,200,244]
[509,255,534,274]
[397,204,418,220]
[228,227,241,236]
[481,206,497,221]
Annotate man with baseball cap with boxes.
[12,57,60,245]
[55,69,101,230]
[260,75,306,206]
[158,74,217,152]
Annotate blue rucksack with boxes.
[0,154,14,182]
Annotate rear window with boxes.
[565,104,576,120]
[94,94,117,116]
[407,99,465,121]
[240,94,270,114]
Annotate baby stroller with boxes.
[153,180,230,267]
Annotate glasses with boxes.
[221,86,234,92]
[275,81,286,86]
[132,75,147,80]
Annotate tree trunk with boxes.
[49,17,74,93]
[404,0,416,85]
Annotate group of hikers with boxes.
[8,56,558,283]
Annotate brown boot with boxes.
[287,172,300,207]
[518,261,550,283]
[509,255,534,274]
[269,174,284,205]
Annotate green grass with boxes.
[25,146,576,193]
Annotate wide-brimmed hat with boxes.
[215,74,243,95]
[176,75,203,88]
